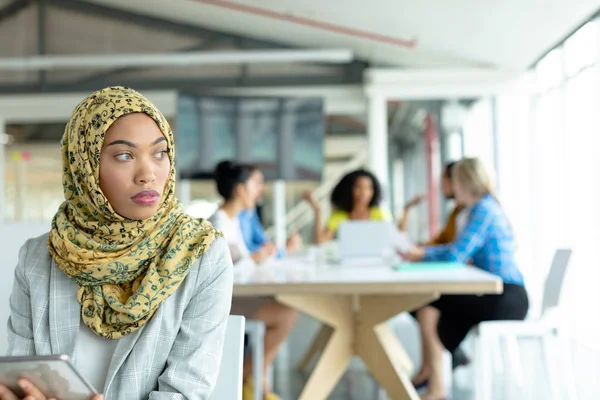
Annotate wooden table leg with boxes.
[296,324,333,372]
[356,294,439,400]
[277,295,354,400]
[277,293,439,400]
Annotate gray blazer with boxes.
[6,233,234,400]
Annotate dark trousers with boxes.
[411,283,529,353]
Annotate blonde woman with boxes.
[400,157,528,400]
[1,87,233,400]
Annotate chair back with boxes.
[212,315,245,399]
[541,249,572,316]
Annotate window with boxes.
[564,21,600,77]
[3,141,62,223]
[562,66,600,338]
[462,99,495,176]
[535,48,565,91]
[495,21,600,344]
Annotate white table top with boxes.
[233,257,503,296]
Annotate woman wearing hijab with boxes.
[1,87,233,400]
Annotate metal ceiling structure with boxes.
[0,0,369,94]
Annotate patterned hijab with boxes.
[48,86,221,339]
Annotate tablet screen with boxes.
[0,356,97,400]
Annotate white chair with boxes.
[472,249,577,400]
[213,315,245,400]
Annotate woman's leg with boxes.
[417,306,446,398]
[254,302,298,369]
[412,307,434,384]
[243,302,297,394]
[416,295,480,399]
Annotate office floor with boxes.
[271,314,598,400]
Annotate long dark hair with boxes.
[444,161,457,179]
[330,169,381,213]
[214,161,255,200]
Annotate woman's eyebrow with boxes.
[105,137,166,148]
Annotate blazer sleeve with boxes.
[6,239,36,356]
[148,236,234,400]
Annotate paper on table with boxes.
[393,262,466,272]
[389,225,414,253]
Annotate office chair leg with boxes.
[557,330,578,400]
[505,335,524,388]
[542,334,561,400]
[475,331,493,400]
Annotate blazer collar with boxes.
[48,259,80,356]
[49,260,145,393]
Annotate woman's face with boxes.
[236,170,264,210]
[99,113,170,220]
[442,173,454,199]
[452,177,474,207]
[353,175,374,208]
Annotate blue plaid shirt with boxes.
[423,194,524,286]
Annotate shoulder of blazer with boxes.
[16,232,52,281]
[189,236,232,291]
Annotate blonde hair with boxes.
[452,157,494,199]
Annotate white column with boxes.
[177,179,192,209]
[367,94,390,203]
[0,118,5,224]
[273,180,286,249]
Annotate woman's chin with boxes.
[115,205,160,221]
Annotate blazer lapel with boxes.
[48,259,80,356]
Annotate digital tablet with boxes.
[0,355,98,400]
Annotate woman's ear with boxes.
[234,182,245,198]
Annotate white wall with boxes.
[0,223,50,355]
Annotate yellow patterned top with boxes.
[48,86,222,339]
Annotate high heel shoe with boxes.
[412,379,428,391]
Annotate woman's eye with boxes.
[115,153,132,161]
[156,150,169,159]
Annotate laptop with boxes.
[337,220,414,265]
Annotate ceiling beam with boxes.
[49,0,289,50]
[0,73,359,94]
[0,0,32,24]
[55,38,229,91]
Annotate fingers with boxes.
[0,385,19,400]
[92,395,104,400]
[410,194,427,205]
[302,191,318,206]
[19,379,47,400]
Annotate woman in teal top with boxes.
[305,169,388,244]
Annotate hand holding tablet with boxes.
[0,355,102,400]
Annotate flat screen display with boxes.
[175,94,325,181]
